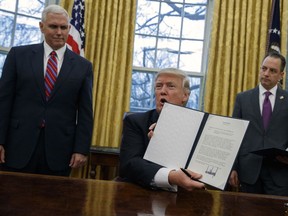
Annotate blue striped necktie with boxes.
[45,51,57,100]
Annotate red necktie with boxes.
[45,51,57,100]
[262,91,272,130]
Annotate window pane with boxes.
[133,35,157,68]
[18,0,44,17]
[0,0,16,12]
[180,40,203,72]
[187,76,201,109]
[182,17,205,39]
[158,3,182,38]
[135,0,160,36]
[0,11,14,47]
[166,0,184,3]
[185,0,207,3]
[157,38,179,68]
[130,71,155,112]
[0,53,7,78]
[14,15,42,46]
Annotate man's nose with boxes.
[160,86,168,94]
[55,27,62,34]
[263,69,271,76]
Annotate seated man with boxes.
[119,68,205,191]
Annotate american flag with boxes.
[67,0,85,57]
[266,0,281,53]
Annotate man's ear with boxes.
[182,91,190,105]
[39,22,44,33]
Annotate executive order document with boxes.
[144,103,249,190]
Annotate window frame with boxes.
[130,0,213,112]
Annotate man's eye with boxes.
[261,66,267,71]
[48,25,68,30]
[49,25,58,29]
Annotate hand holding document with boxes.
[144,103,249,190]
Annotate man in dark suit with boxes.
[119,68,205,191]
[0,5,93,176]
[229,52,288,196]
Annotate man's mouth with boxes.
[160,98,167,104]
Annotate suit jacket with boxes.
[233,86,288,186]
[119,109,163,188]
[0,43,93,171]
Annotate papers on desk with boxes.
[143,103,249,190]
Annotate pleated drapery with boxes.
[61,0,136,178]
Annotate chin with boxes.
[156,107,162,113]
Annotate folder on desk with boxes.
[144,103,249,190]
[251,148,288,157]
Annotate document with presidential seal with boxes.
[144,103,249,190]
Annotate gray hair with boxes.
[155,68,191,94]
[41,4,69,22]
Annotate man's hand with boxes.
[148,123,157,140]
[168,169,205,191]
[229,170,239,187]
[69,153,87,168]
[0,145,5,163]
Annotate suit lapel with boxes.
[271,88,286,123]
[31,44,46,100]
[250,87,264,131]
[251,87,262,121]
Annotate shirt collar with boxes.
[43,41,66,61]
[259,83,277,96]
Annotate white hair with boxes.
[41,4,69,22]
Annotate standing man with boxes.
[0,4,93,176]
[119,68,205,191]
[229,51,288,196]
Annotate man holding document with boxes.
[119,68,205,191]
[229,52,288,196]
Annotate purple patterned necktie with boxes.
[44,51,57,100]
[262,91,272,130]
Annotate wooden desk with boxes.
[1,171,288,216]
[89,146,120,180]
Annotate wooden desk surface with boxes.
[0,171,288,216]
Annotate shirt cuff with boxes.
[153,167,178,192]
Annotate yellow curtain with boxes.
[60,0,137,177]
[204,0,287,116]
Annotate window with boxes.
[130,0,211,112]
[0,0,59,77]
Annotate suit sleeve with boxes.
[0,48,17,145]
[119,114,163,188]
[73,60,93,155]
[232,94,242,119]
[232,93,242,171]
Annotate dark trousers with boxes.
[240,161,288,196]
[1,129,71,177]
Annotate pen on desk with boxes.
[180,168,197,181]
